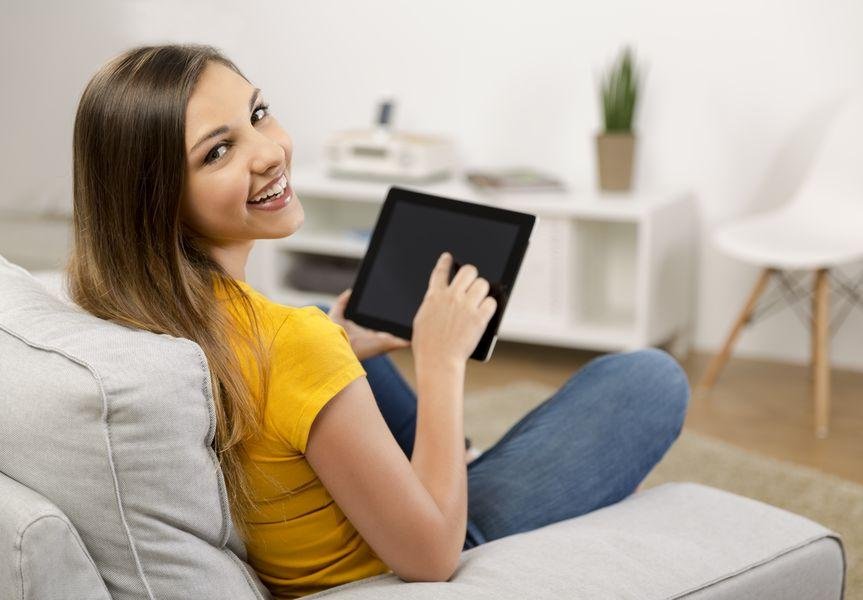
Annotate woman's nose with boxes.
[251,134,286,174]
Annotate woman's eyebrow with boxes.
[190,88,261,154]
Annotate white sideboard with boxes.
[247,164,696,357]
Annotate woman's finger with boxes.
[428,252,452,291]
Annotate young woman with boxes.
[66,44,689,599]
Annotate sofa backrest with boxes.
[0,255,271,600]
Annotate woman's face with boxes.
[181,61,303,247]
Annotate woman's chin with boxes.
[259,213,304,240]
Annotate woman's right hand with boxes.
[412,252,498,370]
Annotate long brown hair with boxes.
[66,44,270,536]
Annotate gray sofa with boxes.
[0,253,846,599]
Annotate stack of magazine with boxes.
[465,167,567,194]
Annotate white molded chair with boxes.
[699,90,863,438]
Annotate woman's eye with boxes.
[201,103,269,165]
[205,143,229,164]
[251,103,270,124]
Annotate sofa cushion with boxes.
[0,255,270,600]
[300,482,844,599]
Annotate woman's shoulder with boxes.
[240,287,358,376]
[231,281,339,341]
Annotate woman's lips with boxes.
[249,169,287,201]
[247,182,293,211]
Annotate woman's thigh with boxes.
[312,303,417,458]
[462,348,689,550]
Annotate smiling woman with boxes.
[65,45,292,535]
[64,44,402,598]
[181,60,304,279]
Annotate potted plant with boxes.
[596,46,642,191]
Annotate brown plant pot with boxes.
[596,132,636,192]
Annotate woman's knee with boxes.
[312,302,331,314]
[625,348,689,436]
[582,348,689,439]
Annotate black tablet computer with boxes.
[344,186,536,362]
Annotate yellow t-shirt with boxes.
[214,279,392,598]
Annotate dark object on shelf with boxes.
[376,97,395,130]
[285,253,361,295]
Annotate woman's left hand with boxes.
[327,289,411,361]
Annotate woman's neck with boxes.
[204,238,255,282]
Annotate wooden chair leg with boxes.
[813,268,831,438]
[697,268,774,394]
[810,274,817,383]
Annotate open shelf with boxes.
[570,219,639,333]
[499,317,634,351]
[275,231,369,259]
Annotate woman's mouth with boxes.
[247,174,293,211]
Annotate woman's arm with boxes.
[305,371,465,582]
[409,357,467,577]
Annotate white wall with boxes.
[3,0,863,369]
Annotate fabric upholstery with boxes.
[685,536,845,599]
[0,471,110,600]
[0,254,269,600]
[300,482,845,599]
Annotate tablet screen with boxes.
[354,200,521,328]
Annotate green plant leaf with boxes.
[598,45,642,133]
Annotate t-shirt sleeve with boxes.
[268,306,367,453]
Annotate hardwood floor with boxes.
[388,341,863,485]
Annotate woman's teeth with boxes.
[248,174,289,204]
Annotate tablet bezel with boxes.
[344,185,536,362]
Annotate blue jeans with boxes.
[312,304,690,551]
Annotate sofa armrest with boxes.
[0,471,111,600]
